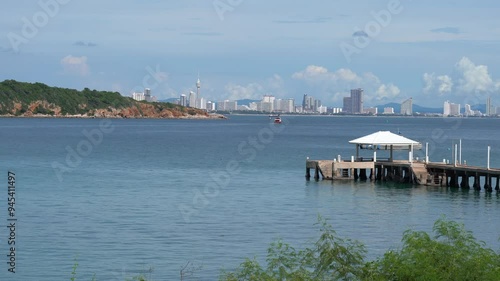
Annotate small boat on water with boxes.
[274,116,282,124]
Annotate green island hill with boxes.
[0,80,224,119]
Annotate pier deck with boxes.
[306,159,500,191]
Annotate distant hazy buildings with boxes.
[206,101,216,111]
[443,101,460,116]
[317,105,327,114]
[261,95,275,112]
[383,107,394,114]
[132,92,145,101]
[331,107,343,114]
[343,88,364,114]
[217,100,238,111]
[464,104,473,116]
[400,98,413,115]
[364,107,378,115]
[131,88,157,102]
[275,98,295,113]
[177,76,207,110]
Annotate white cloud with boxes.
[222,74,286,101]
[423,73,452,95]
[224,83,265,101]
[423,73,435,93]
[60,55,90,76]
[292,65,401,104]
[455,57,493,92]
[422,57,500,97]
[292,65,329,80]
[375,84,400,100]
[292,65,362,84]
[437,75,453,93]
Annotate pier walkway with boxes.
[306,159,500,191]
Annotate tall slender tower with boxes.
[196,74,201,97]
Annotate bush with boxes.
[220,216,500,281]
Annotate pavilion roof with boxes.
[349,131,420,146]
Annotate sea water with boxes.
[0,115,499,280]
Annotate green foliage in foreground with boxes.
[69,217,500,281]
[220,216,500,281]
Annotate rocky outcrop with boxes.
[5,99,225,119]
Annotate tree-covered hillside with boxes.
[0,80,209,118]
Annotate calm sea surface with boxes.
[0,115,499,280]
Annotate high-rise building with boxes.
[486,96,494,116]
[351,88,363,114]
[314,99,322,112]
[274,98,295,113]
[302,94,308,109]
[198,97,206,110]
[443,101,451,116]
[444,101,460,116]
[284,99,295,113]
[260,95,275,112]
[342,89,363,114]
[450,103,460,116]
[400,98,413,115]
[188,91,197,108]
[180,94,187,107]
[302,94,315,112]
[343,97,352,113]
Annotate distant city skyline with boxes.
[172,82,499,116]
[1,1,500,108]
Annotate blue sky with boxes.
[1,0,500,107]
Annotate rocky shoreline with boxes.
[0,100,226,119]
[0,112,227,119]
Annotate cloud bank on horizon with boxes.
[1,0,500,107]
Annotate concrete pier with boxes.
[306,159,500,191]
[309,131,500,191]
